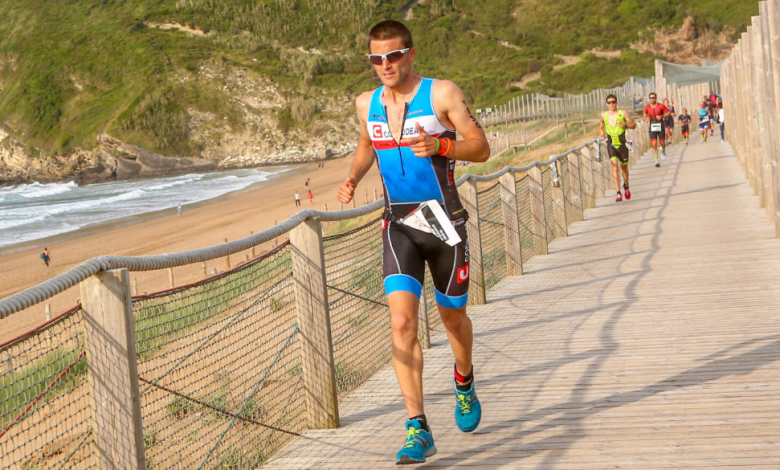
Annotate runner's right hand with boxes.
[338,178,357,203]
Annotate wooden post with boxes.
[552,160,568,238]
[580,146,596,209]
[499,171,524,276]
[324,204,328,212]
[132,278,138,296]
[250,231,256,258]
[168,267,174,289]
[45,303,52,342]
[567,151,584,222]
[767,0,780,235]
[528,165,549,256]
[289,219,339,429]
[223,238,231,269]
[202,262,207,278]
[458,178,486,305]
[418,284,431,350]
[80,269,145,470]
[592,142,606,199]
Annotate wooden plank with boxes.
[499,171,523,276]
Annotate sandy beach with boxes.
[0,155,385,344]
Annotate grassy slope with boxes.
[0,0,758,156]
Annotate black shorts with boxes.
[606,134,629,164]
[664,117,674,129]
[649,121,665,141]
[681,125,690,134]
[382,219,469,308]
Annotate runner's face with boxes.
[369,38,415,88]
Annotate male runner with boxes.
[708,97,718,137]
[643,93,670,167]
[678,109,691,145]
[697,101,709,143]
[337,20,490,465]
[662,98,675,147]
[599,94,637,202]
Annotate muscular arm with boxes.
[433,80,490,163]
[623,111,637,129]
[599,117,606,138]
[346,92,376,184]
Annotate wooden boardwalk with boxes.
[264,140,780,469]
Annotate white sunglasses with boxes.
[367,48,411,65]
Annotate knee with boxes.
[439,308,467,331]
[391,312,418,341]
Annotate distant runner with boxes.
[678,109,691,145]
[643,93,670,167]
[294,191,301,207]
[697,101,709,143]
[663,98,675,147]
[337,19,490,465]
[40,248,50,267]
[599,94,637,202]
[708,98,718,137]
[718,103,725,142]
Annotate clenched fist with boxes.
[338,177,357,203]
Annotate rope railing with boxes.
[1,118,658,469]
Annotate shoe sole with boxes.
[396,445,437,465]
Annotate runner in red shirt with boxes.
[643,92,671,167]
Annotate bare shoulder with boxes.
[432,79,465,104]
[355,91,372,113]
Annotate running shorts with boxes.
[382,218,469,308]
[606,134,629,164]
[649,120,664,141]
[681,125,690,135]
[699,121,709,130]
[664,117,674,129]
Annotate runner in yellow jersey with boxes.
[599,94,637,202]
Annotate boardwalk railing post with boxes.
[80,269,145,470]
[568,151,584,222]
[290,219,339,429]
[418,284,431,349]
[593,142,607,199]
[528,165,549,255]
[767,0,780,236]
[552,160,568,238]
[459,178,487,305]
[580,146,596,209]
[499,170,524,276]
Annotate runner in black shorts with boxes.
[643,93,671,167]
[383,218,469,306]
[679,110,691,145]
[600,94,637,202]
[663,98,675,146]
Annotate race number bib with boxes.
[650,123,662,132]
[400,200,462,246]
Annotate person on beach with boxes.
[337,20,490,465]
[177,204,183,217]
[40,248,50,267]
[599,94,637,202]
[307,189,313,204]
[304,178,310,189]
[294,191,301,207]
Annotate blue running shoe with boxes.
[454,380,482,432]
[396,419,436,465]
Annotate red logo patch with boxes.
[373,125,383,139]
[457,263,469,283]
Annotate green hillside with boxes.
[0,0,758,156]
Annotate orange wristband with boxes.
[440,138,453,156]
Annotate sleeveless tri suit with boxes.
[367,78,470,308]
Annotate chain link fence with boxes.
[477,183,507,290]
[1,306,96,470]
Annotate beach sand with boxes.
[0,155,385,345]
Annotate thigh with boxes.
[383,222,426,298]
[423,222,469,309]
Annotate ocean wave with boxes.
[17,181,78,199]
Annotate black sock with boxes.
[409,414,430,432]
[454,365,474,392]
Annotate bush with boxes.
[276,107,294,133]
[291,97,316,123]
[120,93,188,152]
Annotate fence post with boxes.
[552,160,568,238]
[568,151,584,222]
[528,165,549,255]
[767,0,780,236]
[289,218,339,429]
[418,284,431,350]
[459,178,486,305]
[80,269,145,470]
[499,170,523,276]
[579,146,596,209]
[592,142,607,199]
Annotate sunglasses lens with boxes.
[607,101,616,104]
[386,51,405,63]
[368,55,383,66]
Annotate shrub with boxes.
[120,93,188,151]
[291,97,316,123]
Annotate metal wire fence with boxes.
[132,243,305,470]
[543,166,556,244]
[516,175,536,264]
[322,219,392,400]
[0,306,96,470]
[477,183,507,290]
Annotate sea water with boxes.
[0,168,288,249]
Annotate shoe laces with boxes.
[404,427,424,449]
[457,393,472,414]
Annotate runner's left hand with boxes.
[617,122,626,128]
[401,123,438,158]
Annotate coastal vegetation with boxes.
[0,0,757,158]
